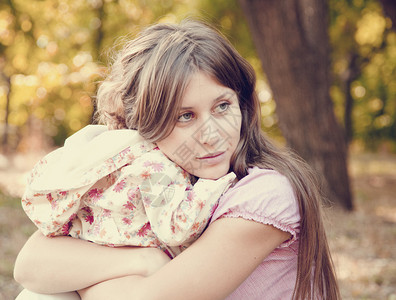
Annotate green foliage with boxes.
[329,0,396,150]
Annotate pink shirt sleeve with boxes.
[210,167,300,247]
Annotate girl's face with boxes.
[156,71,242,179]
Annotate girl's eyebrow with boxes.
[180,91,236,110]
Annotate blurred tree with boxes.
[238,0,353,209]
[330,0,396,151]
[0,0,39,153]
[330,0,390,144]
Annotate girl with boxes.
[15,19,340,299]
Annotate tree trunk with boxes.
[239,0,353,210]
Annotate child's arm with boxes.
[14,231,170,294]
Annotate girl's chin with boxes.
[190,168,230,180]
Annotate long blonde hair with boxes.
[95,19,340,300]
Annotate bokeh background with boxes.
[0,0,395,299]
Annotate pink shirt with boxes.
[210,167,300,299]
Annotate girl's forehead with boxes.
[180,73,233,104]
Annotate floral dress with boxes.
[22,125,235,257]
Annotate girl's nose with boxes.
[197,117,222,147]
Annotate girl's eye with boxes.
[214,102,230,114]
[177,112,194,122]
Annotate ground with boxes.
[0,151,395,300]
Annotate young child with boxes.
[22,124,235,258]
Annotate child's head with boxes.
[95,19,261,178]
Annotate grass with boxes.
[0,152,395,299]
[0,191,36,300]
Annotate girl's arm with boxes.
[13,230,170,294]
[79,217,291,300]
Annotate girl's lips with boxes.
[197,151,224,159]
[196,151,226,165]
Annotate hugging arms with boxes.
[16,214,289,299]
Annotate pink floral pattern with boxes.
[87,188,104,202]
[22,129,235,258]
[113,179,126,192]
